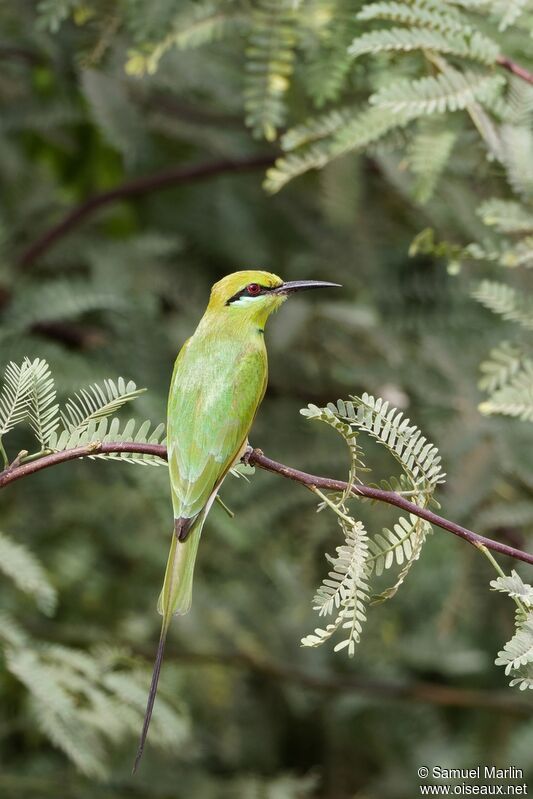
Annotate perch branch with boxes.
[0,442,532,567]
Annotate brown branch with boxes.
[28,618,533,715]
[1,442,532,567]
[31,321,107,350]
[0,46,45,66]
[17,153,277,269]
[164,649,533,715]
[497,55,533,87]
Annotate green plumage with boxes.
[163,323,267,615]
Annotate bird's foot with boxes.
[242,446,262,466]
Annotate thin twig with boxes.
[497,55,533,87]
[17,153,276,268]
[0,441,532,567]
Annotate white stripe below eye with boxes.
[231,295,264,306]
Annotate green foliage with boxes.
[348,27,500,64]
[49,416,166,465]
[300,394,444,654]
[36,0,79,33]
[370,68,505,114]
[80,70,149,166]
[60,378,146,435]
[5,642,188,777]
[302,0,359,108]
[479,360,533,420]
[0,359,176,775]
[368,514,428,578]
[473,280,533,331]
[0,360,37,439]
[27,358,60,448]
[125,1,247,76]
[478,198,533,234]
[478,342,527,393]
[301,516,371,655]
[407,124,457,203]
[0,358,161,465]
[244,0,297,141]
[0,280,129,340]
[0,530,56,614]
[491,571,533,690]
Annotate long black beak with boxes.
[273,280,342,295]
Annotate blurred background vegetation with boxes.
[1,1,533,796]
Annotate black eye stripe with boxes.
[226,284,271,305]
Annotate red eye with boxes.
[247,283,261,296]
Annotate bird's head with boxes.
[207,270,341,328]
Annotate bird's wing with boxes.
[167,339,267,521]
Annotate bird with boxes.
[133,270,340,770]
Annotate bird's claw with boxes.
[242,446,262,466]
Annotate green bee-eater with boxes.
[134,270,340,770]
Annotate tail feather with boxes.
[133,516,206,772]
[157,521,204,617]
[132,626,168,773]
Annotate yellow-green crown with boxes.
[208,270,283,308]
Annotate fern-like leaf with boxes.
[27,358,60,448]
[491,572,533,605]
[491,570,533,690]
[473,280,533,331]
[370,69,505,115]
[501,124,533,198]
[0,359,35,437]
[266,105,412,193]
[368,514,424,576]
[479,361,533,421]
[6,641,189,776]
[478,342,527,393]
[300,402,367,496]
[478,198,533,234]
[48,416,166,466]
[302,0,359,107]
[281,106,356,152]
[2,280,128,336]
[491,0,529,32]
[407,125,456,202]
[0,530,57,614]
[302,518,370,656]
[371,517,431,603]
[244,0,297,141]
[60,378,146,435]
[125,0,246,76]
[89,417,166,466]
[349,27,499,65]
[356,1,470,34]
[495,620,533,675]
[329,394,446,488]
